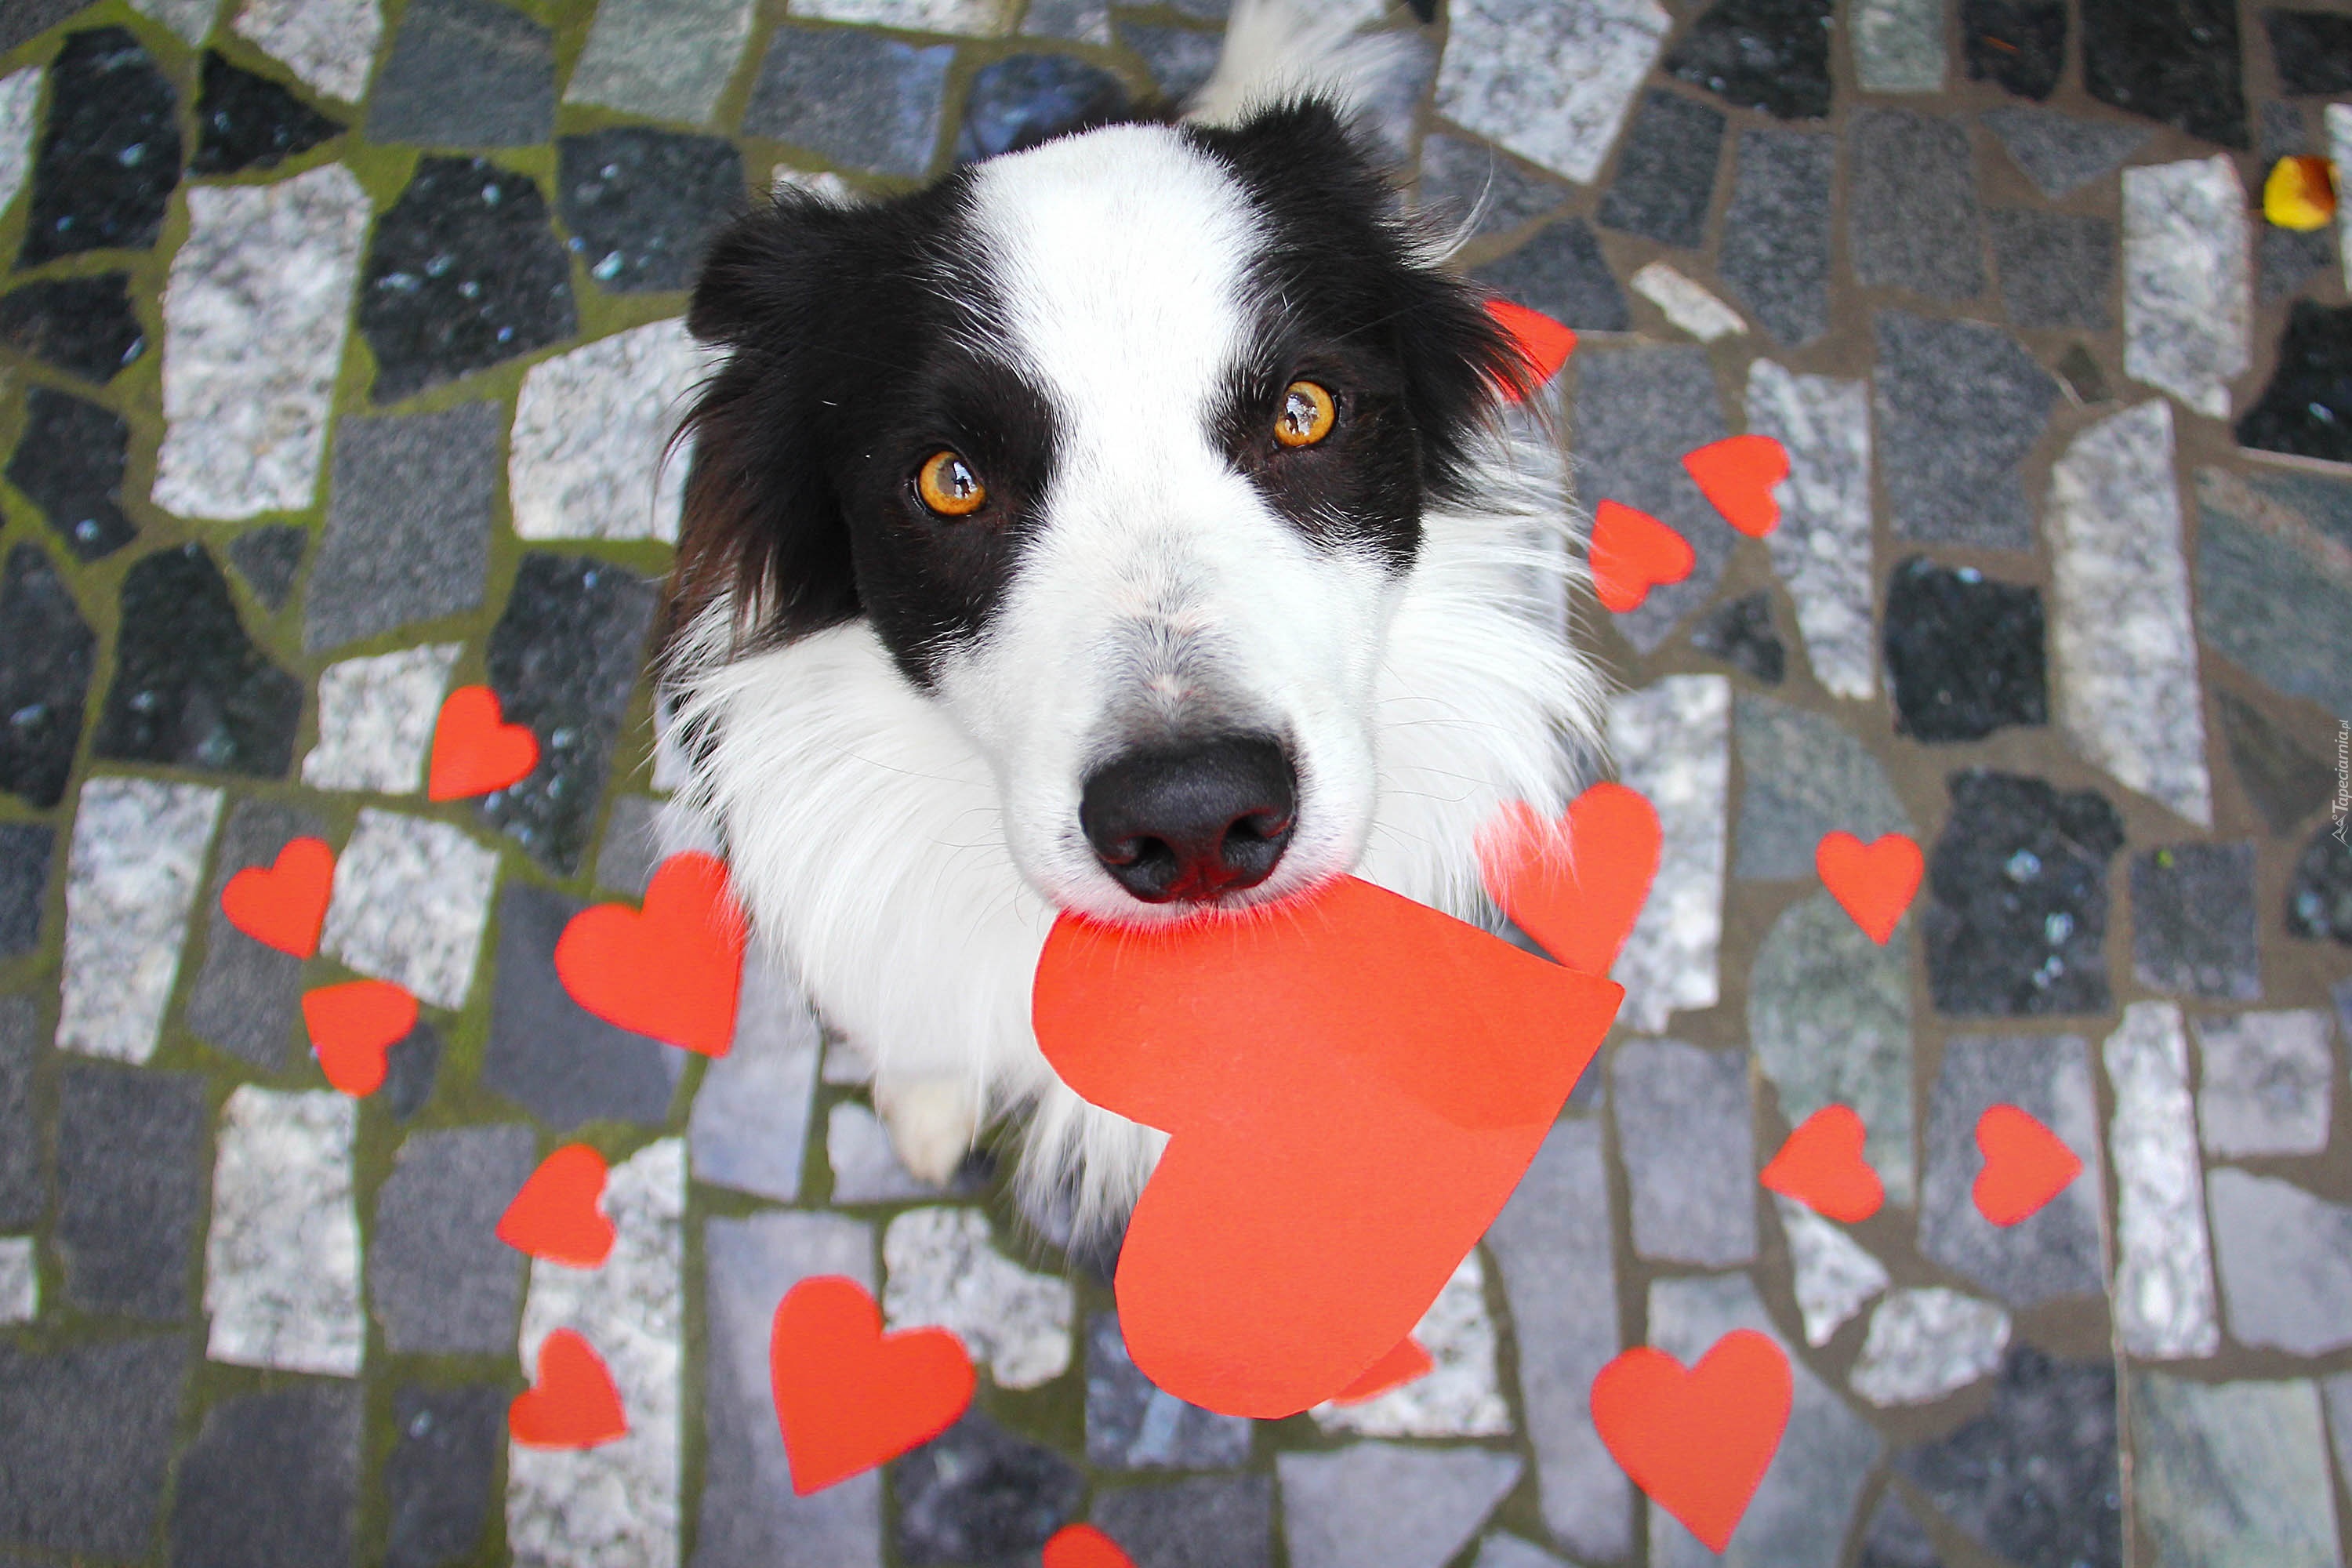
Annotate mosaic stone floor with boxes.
[0,0,2350,1563]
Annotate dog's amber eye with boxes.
[1275,380,1336,448]
[916,450,986,517]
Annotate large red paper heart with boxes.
[221,837,335,959]
[511,1328,629,1449]
[1815,832,1923,946]
[1330,1334,1433,1406]
[554,851,746,1057]
[1479,783,1662,977]
[1033,875,1622,1417]
[1044,1525,1138,1568]
[301,979,417,1097]
[1592,1330,1792,1553]
[1682,434,1788,538]
[428,684,540,802]
[1973,1105,2082,1227]
[1485,298,1577,397]
[1759,1105,1883,1223]
[770,1275,975,1495]
[496,1144,615,1269]
[1588,499,1694,613]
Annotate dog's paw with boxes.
[874,1078,979,1188]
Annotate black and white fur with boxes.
[662,0,1605,1236]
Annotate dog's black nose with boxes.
[1080,735,1298,903]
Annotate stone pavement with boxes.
[0,0,2349,1563]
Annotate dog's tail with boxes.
[1183,0,1415,129]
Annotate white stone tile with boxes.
[1281,1443,1524,1568]
[883,1207,1072,1391]
[1434,0,1669,184]
[789,0,1013,34]
[0,67,43,220]
[510,321,704,543]
[1631,262,1746,343]
[1853,0,1944,92]
[2122,156,2251,420]
[773,164,856,203]
[1746,361,1875,700]
[131,0,222,42]
[0,1236,35,1324]
[2333,106,2352,296]
[1849,1287,2009,1406]
[512,1138,685,1568]
[1312,1247,1511,1437]
[690,949,822,1203]
[826,1101,940,1203]
[2106,1001,2220,1360]
[2195,1010,2336,1158]
[234,0,383,102]
[1776,1196,1889,1348]
[1020,0,1109,45]
[204,1087,364,1376]
[319,808,500,1010]
[1607,675,1729,1033]
[58,778,223,1065]
[566,0,757,125]
[302,642,460,794]
[2045,400,2211,826]
[151,163,371,521]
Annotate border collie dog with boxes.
[662,0,1604,1236]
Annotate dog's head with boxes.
[671,100,1530,926]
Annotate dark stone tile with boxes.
[482,880,681,1129]
[56,1062,207,1318]
[1471,218,1628,332]
[358,158,577,403]
[1989,209,2115,330]
[1087,1310,1253,1470]
[1896,1347,2122,1568]
[2056,343,2111,405]
[1719,128,1834,347]
[0,996,37,1226]
[0,542,94,808]
[1923,770,2124,1016]
[191,50,346,175]
[1597,89,1725,249]
[2287,822,2352,944]
[1613,1037,1755,1265]
[8,384,136,561]
[1690,590,1784,684]
[956,53,1129,164]
[2081,0,2246,149]
[2194,472,2352,721]
[2264,9,2352,96]
[17,27,181,266]
[183,799,326,1070]
[93,544,303,779]
[0,823,51,964]
[1664,0,1833,120]
[383,1018,442,1122]
[1884,559,2047,743]
[892,1411,1086,1565]
[1573,345,1733,653]
[229,523,307,612]
[0,274,144,383]
[169,1383,362,1568]
[371,1123,533,1354]
[1858,1489,1942,1568]
[1417,132,1572,243]
[387,1385,504,1568]
[1115,20,1222,102]
[1092,1475,1275,1568]
[2132,842,2261,999]
[0,1335,191,1559]
[2236,302,2352,466]
[1875,312,2056,550]
[304,403,499,653]
[366,0,556,147]
[2216,690,2335,835]
[1960,0,2067,100]
[2259,223,2336,306]
[558,129,743,296]
[0,0,82,55]
[743,25,953,178]
[1849,110,1984,303]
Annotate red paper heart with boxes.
[770,1275,975,1494]
[1044,1525,1138,1568]
[496,1144,615,1269]
[1479,783,1662,977]
[1588,500,1694,614]
[554,851,746,1057]
[301,979,416,1097]
[1815,832,1924,946]
[1592,1330,1792,1553]
[1330,1334,1434,1406]
[1033,875,1621,1417]
[510,1328,629,1449]
[428,684,540,802]
[1485,298,1577,397]
[1759,1105,1883,1223]
[220,837,335,959]
[1973,1105,2082,1227]
[1682,434,1788,538]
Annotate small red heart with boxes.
[427,684,540,802]
[510,1328,629,1449]
[220,837,336,959]
[554,851,746,1057]
[770,1275,975,1495]
[1815,832,1924,946]
[1973,1105,2082,1227]
[1485,298,1577,397]
[1588,499,1695,614]
[1682,434,1789,538]
[496,1144,615,1269]
[1479,783,1662,977]
[1044,1524,1138,1568]
[1592,1330,1792,1553]
[1759,1105,1884,1223]
[301,979,417,1097]
[1330,1334,1434,1405]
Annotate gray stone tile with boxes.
[594,794,666,896]
[304,404,499,654]
[301,642,460,795]
[743,25,953,177]
[1472,219,1628,332]
[1116,20,1222,100]
[1918,1033,2105,1307]
[370,1123,533,1355]
[1777,1196,1889,1347]
[0,1335,191,1559]
[387,1385,505,1568]
[1849,110,1984,302]
[234,0,381,102]
[320,808,499,1011]
[2325,1374,2352,1504]
[2131,842,2259,1000]
[57,776,222,1064]
[892,1411,1084,1564]
[1020,0,1109,44]
[2208,1168,2352,1355]
[2194,1009,2335,1157]
[228,524,307,612]
[1719,129,1834,346]
[826,1100,949,1204]
[1279,1443,1521,1568]
[183,798,326,1072]
[0,542,96,809]
[884,1206,1073,1391]
[482,882,682,1130]
[1416,130,1572,242]
[56,1062,206,1319]
[1733,695,1911,881]
[691,949,822,1203]
[1609,677,1730,1032]
[1849,1287,2010,1407]
[1922,771,2122,1015]
[2193,470,2352,723]
[2131,1374,2341,1568]
[0,997,35,1228]
[1472,1536,1570,1568]
[510,321,700,541]
[0,822,52,960]
[2259,223,2336,307]
[1980,105,2148,198]
[2332,105,2352,295]
[1092,1476,1273,1568]
[564,0,755,125]
[1598,88,1723,248]
[1432,0,1669,184]
[366,0,553,146]
[0,1235,32,1324]
[1613,1038,1755,1265]
[1896,1347,2121,1568]
[1745,361,1875,699]
[1875,310,2057,550]
[2104,1003,2220,1359]
[1573,348,1731,652]
[1990,209,2116,329]
[1087,1309,1253,1469]
[1854,0,1944,92]
[204,1087,364,1376]
[169,1382,361,1568]
[2122,157,2252,419]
